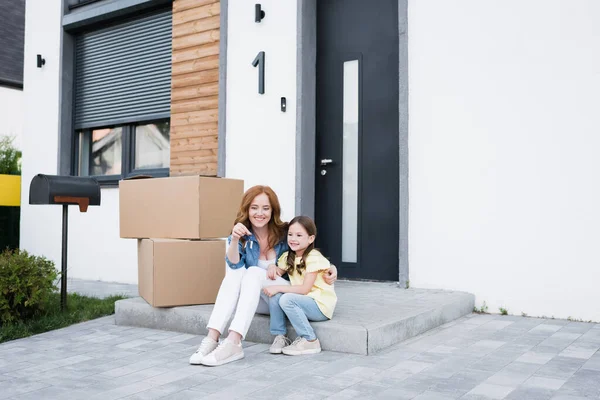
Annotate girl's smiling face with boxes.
[248,193,272,229]
[287,222,315,256]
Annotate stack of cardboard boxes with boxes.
[119,175,244,307]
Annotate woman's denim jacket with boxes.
[225,233,289,269]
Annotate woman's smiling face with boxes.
[248,193,272,229]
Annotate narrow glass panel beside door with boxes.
[342,60,359,263]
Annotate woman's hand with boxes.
[323,264,338,285]
[263,286,279,297]
[267,264,279,280]
[231,222,251,241]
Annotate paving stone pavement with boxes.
[1,313,600,399]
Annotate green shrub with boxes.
[0,136,21,175]
[0,249,58,323]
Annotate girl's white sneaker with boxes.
[269,335,291,354]
[281,337,321,355]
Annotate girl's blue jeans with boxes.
[269,293,328,340]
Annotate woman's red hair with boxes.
[234,185,287,250]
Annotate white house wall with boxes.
[20,0,137,284]
[20,0,64,268]
[225,0,298,222]
[408,0,600,321]
[0,86,23,150]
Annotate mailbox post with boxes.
[29,174,101,310]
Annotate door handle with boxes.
[320,159,333,166]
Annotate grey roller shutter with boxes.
[74,9,172,129]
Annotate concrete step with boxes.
[115,281,474,355]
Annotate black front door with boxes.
[315,0,399,281]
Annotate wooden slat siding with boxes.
[172,108,219,126]
[172,68,219,88]
[172,121,218,137]
[171,153,217,165]
[173,2,219,25]
[171,95,218,114]
[171,0,220,176]
[172,82,219,102]
[172,55,219,75]
[173,0,217,13]
[173,29,219,50]
[171,163,217,175]
[172,136,218,152]
[173,15,220,38]
[173,43,219,63]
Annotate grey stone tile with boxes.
[558,343,599,359]
[534,356,586,379]
[325,388,363,399]
[304,372,365,393]
[392,374,439,394]
[486,370,532,386]
[246,378,315,400]
[505,387,554,400]
[465,383,516,399]
[469,353,518,372]
[389,360,434,374]
[336,366,383,379]
[479,320,515,331]
[428,345,461,356]
[161,389,212,399]
[412,391,456,400]
[557,369,600,398]
[549,394,589,400]
[502,361,542,376]
[122,385,186,400]
[200,380,271,399]
[516,352,556,365]
[529,325,563,334]
[284,390,329,400]
[523,375,567,390]
[376,386,423,399]
[342,380,393,397]
[9,385,75,400]
[410,351,451,364]
[143,366,206,386]
[581,356,600,371]
[560,322,595,334]
[429,368,491,397]
[0,381,52,400]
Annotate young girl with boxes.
[262,216,337,355]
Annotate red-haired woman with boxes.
[189,185,337,367]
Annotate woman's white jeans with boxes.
[207,266,289,339]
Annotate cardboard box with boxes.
[120,175,243,239]
[138,238,226,307]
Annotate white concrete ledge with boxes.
[115,281,475,355]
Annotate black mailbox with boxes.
[30,174,100,212]
[29,174,101,310]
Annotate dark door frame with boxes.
[294,0,409,286]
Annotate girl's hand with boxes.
[267,264,279,280]
[232,223,251,241]
[323,264,338,285]
[263,287,279,297]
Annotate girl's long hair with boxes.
[234,185,287,250]
[286,216,317,275]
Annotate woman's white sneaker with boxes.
[282,337,321,356]
[189,337,219,365]
[200,338,244,366]
[269,335,291,354]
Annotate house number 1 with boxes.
[252,51,265,94]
